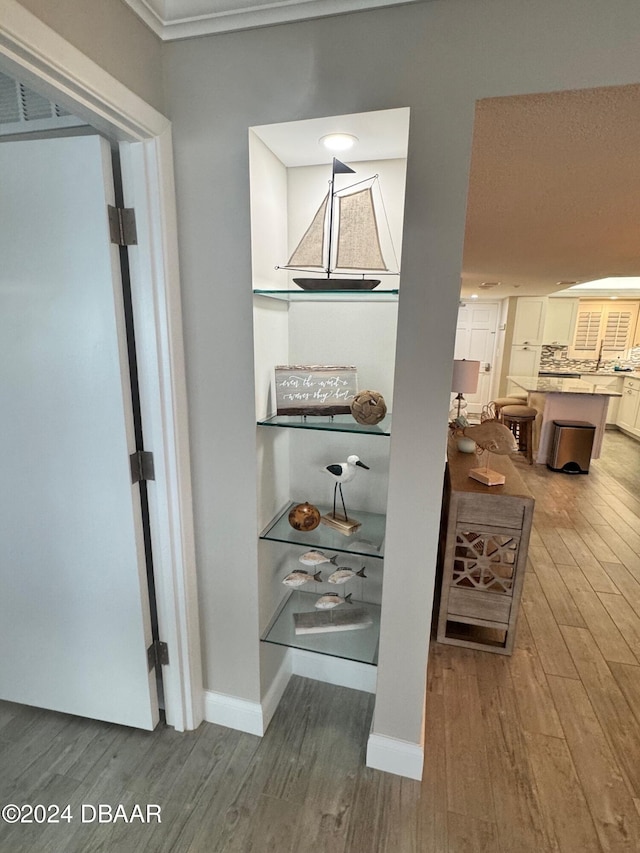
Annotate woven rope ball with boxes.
[350,390,387,425]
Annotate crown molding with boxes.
[123,0,422,41]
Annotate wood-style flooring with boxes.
[1,430,639,852]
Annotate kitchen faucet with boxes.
[595,339,604,371]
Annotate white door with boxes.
[0,135,159,729]
[455,302,499,414]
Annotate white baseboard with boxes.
[290,648,378,693]
[260,654,292,731]
[203,689,265,736]
[203,655,292,736]
[366,733,424,780]
[203,648,376,736]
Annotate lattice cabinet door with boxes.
[436,452,534,654]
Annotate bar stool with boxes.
[502,404,537,464]
[492,396,522,422]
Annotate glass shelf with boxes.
[261,589,380,665]
[260,502,385,559]
[257,413,391,436]
[253,288,399,302]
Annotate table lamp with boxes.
[450,359,480,420]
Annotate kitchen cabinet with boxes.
[543,298,578,346]
[436,441,534,655]
[616,376,640,438]
[506,344,542,394]
[580,374,624,425]
[512,296,548,346]
[569,300,640,359]
[505,297,547,394]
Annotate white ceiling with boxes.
[251,108,410,167]
[123,0,425,40]
[461,84,640,300]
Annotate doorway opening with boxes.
[0,15,201,732]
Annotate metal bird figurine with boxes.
[323,454,369,520]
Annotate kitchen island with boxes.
[507,375,623,464]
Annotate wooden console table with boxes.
[436,443,534,654]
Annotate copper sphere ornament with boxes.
[288,501,321,531]
[350,390,387,425]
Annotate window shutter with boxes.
[573,309,602,352]
[602,311,632,351]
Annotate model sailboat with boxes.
[280,158,398,291]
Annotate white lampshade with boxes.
[451,359,480,393]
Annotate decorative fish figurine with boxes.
[328,566,367,585]
[298,550,339,567]
[283,570,322,588]
[463,421,518,455]
[315,592,353,610]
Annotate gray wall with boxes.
[17,0,164,112]
[163,0,640,746]
[163,0,640,745]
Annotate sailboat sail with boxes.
[280,157,398,290]
[287,193,328,269]
[335,187,387,271]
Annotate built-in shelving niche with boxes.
[250,108,409,684]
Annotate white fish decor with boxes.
[298,550,339,567]
[462,420,518,487]
[315,592,353,610]
[328,566,367,585]
[282,570,322,588]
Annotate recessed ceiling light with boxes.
[471,294,479,299]
[320,133,358,152]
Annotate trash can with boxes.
[547,420,596,474]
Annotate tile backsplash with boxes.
[540,344,640,372]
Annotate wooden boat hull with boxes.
[293,277,381,291]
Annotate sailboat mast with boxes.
[327,157,356,278]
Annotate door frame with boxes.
[0,1,203,731]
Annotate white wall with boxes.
[249,132,289,292]
[164,0,640,757]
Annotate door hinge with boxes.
[130,450,155,484]
[147,640,169,671]
[108,205,138,246]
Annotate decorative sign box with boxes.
[274,365,358,415]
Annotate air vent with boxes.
[0,71,83,133]
[479,281,500,289]
[0,73,19,123]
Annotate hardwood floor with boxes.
[1,430,639,852]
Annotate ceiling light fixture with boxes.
[320,133,358,152]
[470,294,479,299]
